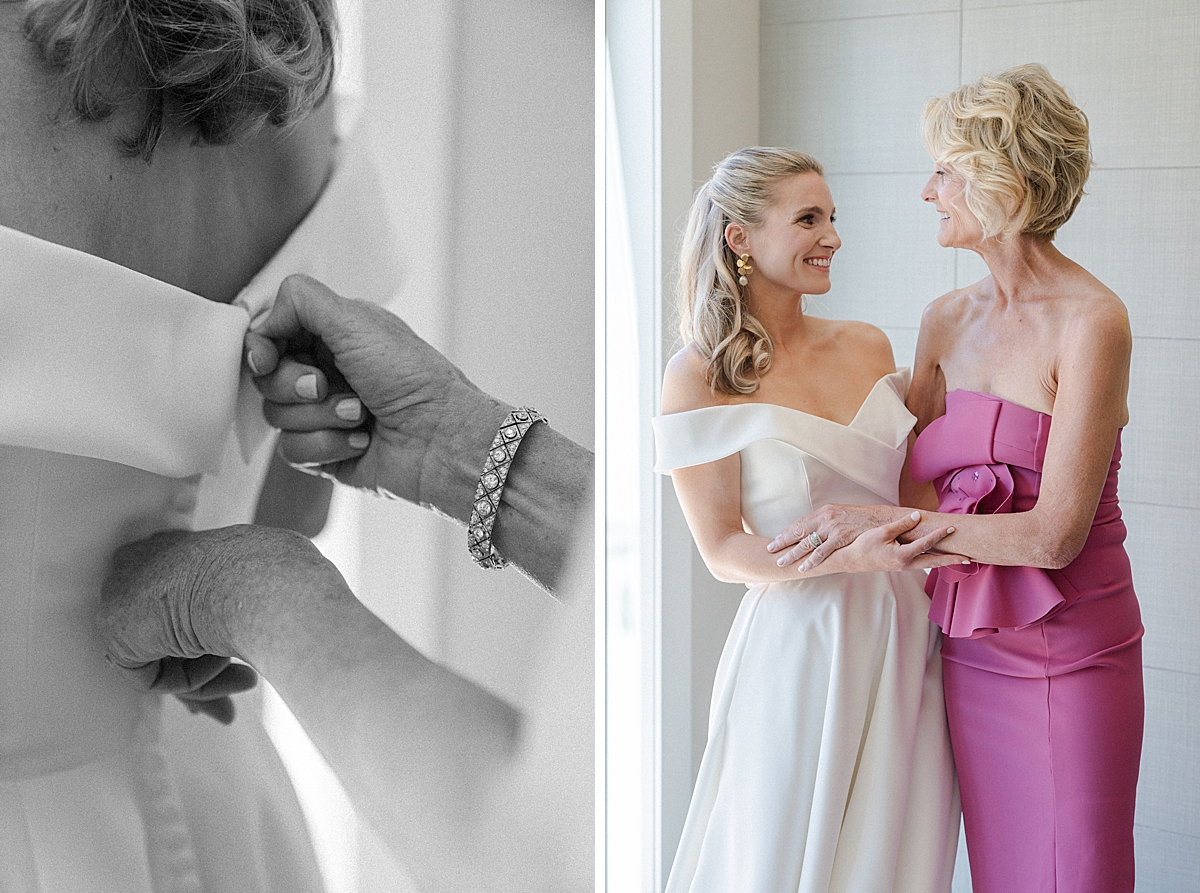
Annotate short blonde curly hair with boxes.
[24,0,337,160]
[922,63,1092,241]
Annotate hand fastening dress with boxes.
[0,135,400,893]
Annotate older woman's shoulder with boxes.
[919,284,978,330]
[1066,275,1131,345]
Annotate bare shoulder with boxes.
[823,318,896,375]
[1064,274,1131,353]
[917,284,976,357]
[920,284,975,330]
[661,343,726,414]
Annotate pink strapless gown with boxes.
[912,389,1144,893]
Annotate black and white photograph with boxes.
[0,1,592,891]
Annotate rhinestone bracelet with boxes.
[467,407,547,569]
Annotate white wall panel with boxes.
[962,1,1200,169]
[963,0,1087,7]
[761,13,961,173]
[819,172,956,327]
[1123,503,1200,676]
[1055,168,1200,341]
[1122,338,1200,510]
[1139,667,1200,836]
[953,248,990,289]
[1134,824,1200,893]
[762,0,956,25]
[878,325,920,370]
[951,826,973,893]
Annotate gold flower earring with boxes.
[736,253,753,287]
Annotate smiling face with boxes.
[728,172,841,301]
[921,165,985,249]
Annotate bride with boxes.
[0,1,385,889]
[654,147,962,892]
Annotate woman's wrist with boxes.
[400,382,592,591]
[410,383,512,524]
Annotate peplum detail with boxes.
[912,390,1113,641]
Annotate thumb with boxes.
[254,274,347,346]
[243,330,280,377]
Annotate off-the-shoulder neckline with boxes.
[660,369,906,430]
[0,221,207,297]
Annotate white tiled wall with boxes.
[761,2,1200,890]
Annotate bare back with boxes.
[0,8,335,303]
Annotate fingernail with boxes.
[776,557,786,566]
[296,373,319,400]
[799,561,812,573]
[910,511,921,521]
[348,431,370,450]
[245,347,261,375]
[767,541,778,552]
[947,526,955,534]
[962,559,971,564]
[335,398,362,421]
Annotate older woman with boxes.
[771,65,1143,893]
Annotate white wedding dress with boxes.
[0,135,399,893]
[653,370,960,893]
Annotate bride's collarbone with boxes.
[736,366,880,426]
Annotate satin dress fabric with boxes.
[0,135,401,893]
[654,371,960,893]
[913,389,1144,893]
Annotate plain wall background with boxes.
[651,1,1199,890]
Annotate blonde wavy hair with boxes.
[678,147,824,395]
[24,0,337,160]
[922,63,1092,241]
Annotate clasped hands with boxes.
[767,504,970,575]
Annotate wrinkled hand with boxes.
[98,525,337,724]
[243,274,506,504]
[769,505,966,573]
[808,510,969,574]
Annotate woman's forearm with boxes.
[902,505,1089,570]
[229,567,527,892]
[410,387,594,594]
[702,530,856,584]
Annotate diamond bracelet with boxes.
[467,408,547,569]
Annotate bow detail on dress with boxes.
[931,461,1014,584]
[913,390,1072,639]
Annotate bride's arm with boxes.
[672,458,957,583]
[662,346,959,584]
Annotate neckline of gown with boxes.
[672,369,904,430]
[0,220,223,305]
[0,132,403,478]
